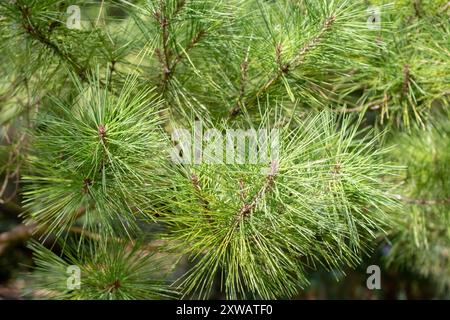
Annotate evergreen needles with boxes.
[0,0,448,300]
[28,238,176,299]
[162,112,399,299]
[22,74,168,238]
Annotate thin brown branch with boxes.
[170,29,206,74]
[0,204,165,257]
[0,201,23,217]
[229,49,250,118]
[0,223,36,255]
[161,18,171,84]
[17,4,88,80]
[0,205,87,256]
[153,0,206,102]
[335,96,391,114]
[234,161,279,225]
[153,2,172,92]
[229,15,337,120]
[402,64,411,96]
[256,15,336,98]
[108,60,116,87]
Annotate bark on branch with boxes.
[229,15,337,119]
[234,161,279,226]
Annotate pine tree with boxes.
[0,0,448,299]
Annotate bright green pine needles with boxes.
[333,0,449,128]
[162,112,400,299]
[22,75,168,238]
[28,239,176,300]
[2,0,446,300]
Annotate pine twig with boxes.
[229,14,337,119]
[229,47,251,118]
[153,0,189,91]
[17,4,87,81]
[335,95,391,114]
[0,201,23,217]
[234,161,279,225]
[0,206,87,256]
[0,223,36,255]
[256,15,336,98]
[402,64,411,96]
[170,29,206,74]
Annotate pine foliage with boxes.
[0,0,449,299]
[22,73,168,238]
[162,112,398,298]
[28,239,176,299]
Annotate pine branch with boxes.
[159,12,171,87]
[0,201,23,217]
[28,239,176,299]
[170,29,206,74]
[153,0,188,92]
[16,3,88,81]
[229,48,250,118]
[164,112,399,298]
[335,95,391,114]
[0,223,35,255]
[234,160,278,224]
[21,73,167,237]
[401,64,411,98]
[259,14,336,96]
[154,0,204,94]
[229,14,337,119]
